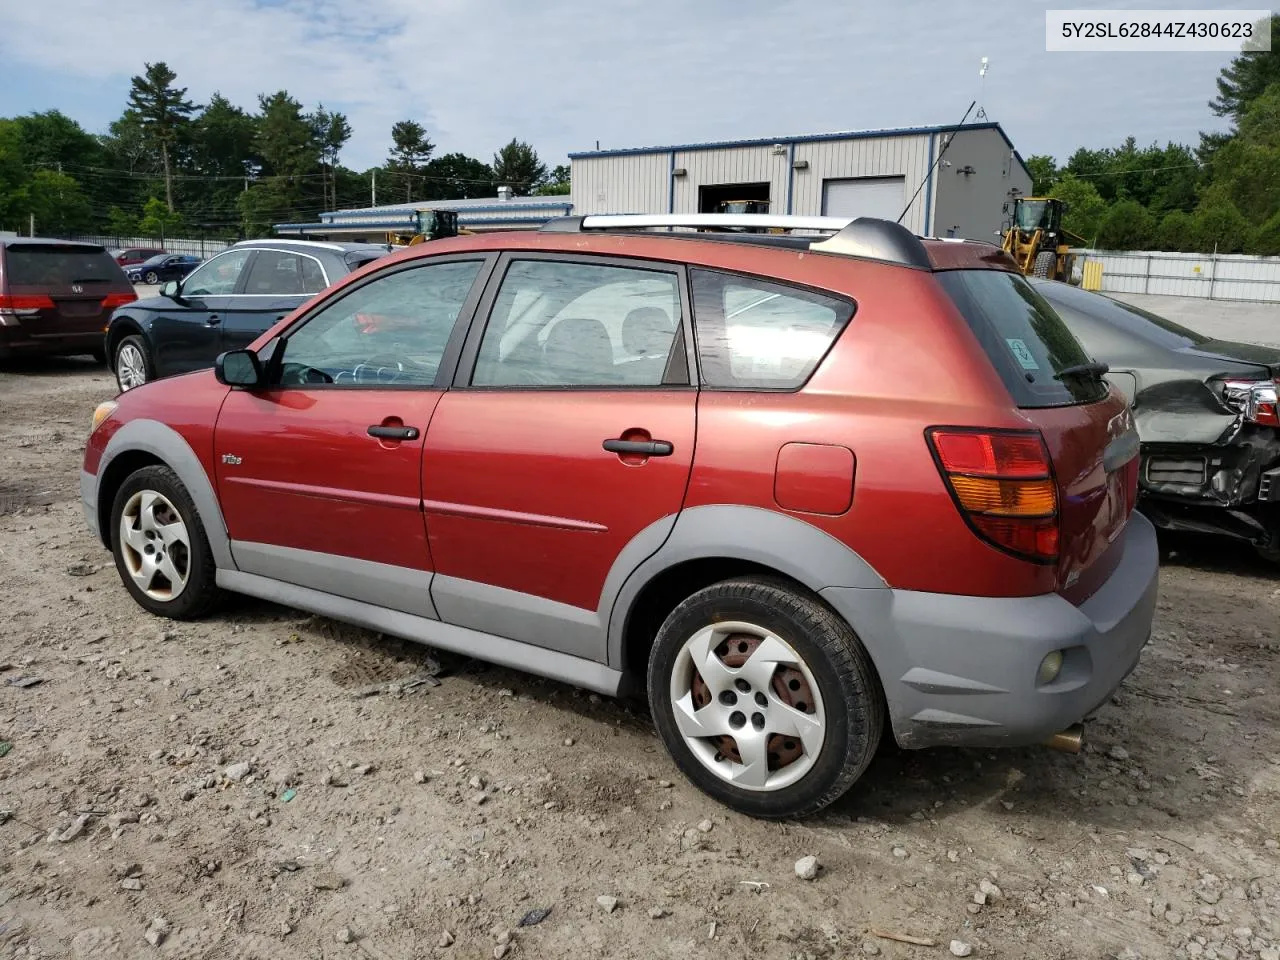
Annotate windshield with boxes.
[937,269,1108,408]
[1032,280,1209,350]
[1014,200,1049,232]
[3,245,120,285]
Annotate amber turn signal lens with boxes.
[947,476,1057,518]
[91,401,117,434]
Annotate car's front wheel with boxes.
[109,465,222,619]
[144,270,159,284]
[114,334,153,392]
[647,577,884,819]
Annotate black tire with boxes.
[1255,519,1280,565]
[646,577,884,819]
[1032,250,1057,279]
[144,270,159,284]
[109,465,222,620]
[114,334,154,392]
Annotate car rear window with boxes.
[936,269,1108,408]
[1032,279,1209,350]
[4,245,122,286]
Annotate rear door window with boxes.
[690,269,854,390]
[3,245,122,286]
[936,270,1108,408]
[241,250,328,296]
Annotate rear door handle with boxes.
[603,438,673,456]
[368,424,420,441]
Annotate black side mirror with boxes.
[215,349,263,388]
[161,280,182,301]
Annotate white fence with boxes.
[1071,248,1280,303]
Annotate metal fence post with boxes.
[1208,247,1217,301]
[1144,255,1152,294]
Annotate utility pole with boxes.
[29,213,35,237]
[372,169,377,207]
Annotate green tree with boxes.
[386,120,435,201]
[1096,199,1155,250]
[15,170,93,234]
[1025,154,1057,195]
[0,119,27,231]
[534,162,571,196]
[186,93,259,234]
[13,110,103,171]
[137,196,186,238]
[127,62,198,212]
[1190,199,1251,252]
[106,205,139,236]
[1053,176,1108,243]
[311,104,351,210]
[422,152,494,200]
[254,91,318,178]
[1210,14,1280,123]
[1155,210,1194,251]
[1250,211,1280,255]
[492,138,546,195]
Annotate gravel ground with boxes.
[0,354,1277,960]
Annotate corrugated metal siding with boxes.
[571,154,670,215]
[930,129,1030,241]
[670,145,788,213]
[791,134,932,232]
[1071,249,1280,302]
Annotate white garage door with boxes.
[821,176,906,221]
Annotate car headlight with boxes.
[91,401,118,434]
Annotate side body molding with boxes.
[94,418,235,571]
[602,504,887,670]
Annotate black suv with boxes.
[105,239,393,391]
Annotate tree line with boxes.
[1028,15,1280,255]
[0,62,569,240]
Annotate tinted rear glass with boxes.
[4,245,121,285]
[1032,279,1209,349]
[937,270,1108,408]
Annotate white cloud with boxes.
[0,0,1237,174]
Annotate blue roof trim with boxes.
[570,122,1031,181]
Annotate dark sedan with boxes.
[105,239,393,392]
[1031,278,1280,561]
[125,254,203,285]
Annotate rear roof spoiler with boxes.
[540,214,933,270]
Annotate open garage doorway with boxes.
[699,182,771,214]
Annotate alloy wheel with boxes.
[116,344,147,390]
[669,621,826,792]
[118,490,191,601]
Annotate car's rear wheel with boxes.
[115,335,153,392]
[647,577,883,819]
[109,465,221,619]
[144,270,159,284]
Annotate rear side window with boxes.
[3,245,121,285]
[936,270,1108,408]
[690,269,853,390]
[242,250,328,296]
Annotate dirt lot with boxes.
[0,355,1278,960]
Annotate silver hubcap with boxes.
[670,621,826,792]
[118,490,191,601]
[117,344,146,390]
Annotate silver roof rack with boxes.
[540,214,933,269]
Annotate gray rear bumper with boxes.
[822,512,1159,749]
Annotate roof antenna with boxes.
[896,99,976,224]
[976,57,989,120]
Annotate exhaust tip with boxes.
[1044,724,1084,754]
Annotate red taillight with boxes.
[927,427,1059,563]
[0,294,56,310]
[101,292,138,309]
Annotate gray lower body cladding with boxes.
[824,512,1159,750]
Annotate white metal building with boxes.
[570,123,1032,241]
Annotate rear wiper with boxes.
[1054,361,1110,381]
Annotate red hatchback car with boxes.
[81,214,1158,818]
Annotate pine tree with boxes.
[127,62,198,212]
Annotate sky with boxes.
[0,0,1245,173]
